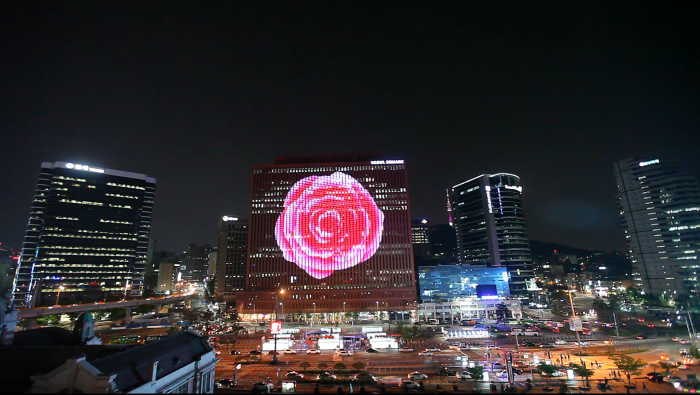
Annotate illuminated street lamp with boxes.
[343,301,346,321]
[376,301,379,321]
[56,285,65,306]
[249,303,256,322]
[272,289,285,365]
[313,302,316,323]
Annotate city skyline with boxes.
[1,2,699,254]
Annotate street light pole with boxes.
[343,301,346,321]
[273,289,284,365]
[376,301,379,322]
[56,286,64,306]
[568,289,583,356]
[313,303,316,324]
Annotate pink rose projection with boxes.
[275,172,385,279]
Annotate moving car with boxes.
[399,347,414,352]
[492,363,505,369]
[425,347,441,352]
[555,340,567,345]
[418,351,433,356]
[230,350,241,355]
[216,379,236,388]
[408,372,429,380]
[646,373,664,382]
[539,343,555,348]
[353,372,376,382]
[268,350,280,355]
[402,381,420,390]
[337,350,351,356]
[283,349,296,355]
[647,324,655,328]
[307,349,321,354]
[457,372,472,380]
[679,339,689,344]
[365,348,379,353]
[285,371,304,379]
[249,349,263,355]
[551,371,565,377]
[521,341,538,347]
[636,335,647,340]
[672,337,680,341]
[660,354,670,360]
[317,372,337,380]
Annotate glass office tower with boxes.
[615,157,700,301]
[11,161,155,307]
[215,216,248,303]
[449,173,534,295]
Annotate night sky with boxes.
[1,1,698,253]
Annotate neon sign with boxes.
[639,159,659,167]
[275,172,384,279]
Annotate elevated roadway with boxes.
[16,293,199,328]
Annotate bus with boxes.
[110,335,143,345]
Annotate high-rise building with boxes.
[449,173,534,295]
[144,251,178,292]
[237,155,417,319]
[178,243,213,283]
[411,219,431,263]
[11,161,155,307]
[614,157,700,300]
[215,216,248,303]
[157,262,177,293]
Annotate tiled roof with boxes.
[0,345,131,394]
[90,330,212,392]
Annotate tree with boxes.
[318,362,328,370]
[536,362,560,386]
[571,364,594,387]
[333,363,348,376]
[35,314,60,326]
[352,362,366,371]
[300,362,311,372]
[609,354,645,384]
[496,303,511,320]
[464,365,484,390]
[167,325,180,336]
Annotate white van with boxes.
[428,319,440,325]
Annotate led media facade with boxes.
[275,172,384,279]
[238,155,417,316]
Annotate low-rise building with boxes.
[418,297,522,322]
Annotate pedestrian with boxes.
[643,381,647,391]
[314,384,321,395]
[337,387,344,394]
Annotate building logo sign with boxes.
[639,159,660,167]
[65,163,105,173]
[275,172,385,279]
[504,185,523,193]
[370,160,404,165]
[222,216,238,221]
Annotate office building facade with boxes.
[411,219,431,262]
[237,155,417,316]
[450,173,534,295]
[178,243,213,283]
[215,216,248,303]
[614,157,700,300]
[12,161,155,307]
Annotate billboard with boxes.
[476,284,499,300]
[275,172,385,279]
[569,318,583,331]
[271,321,282,334]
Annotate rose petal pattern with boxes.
[275,172,385,279]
